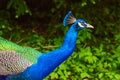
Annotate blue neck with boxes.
[62,26,78,49]
[7,25,78,80]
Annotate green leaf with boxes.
[99,73,103,78]
[81,72,90,78]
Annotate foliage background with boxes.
[0,0,120,80]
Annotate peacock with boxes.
[0,11,93,80]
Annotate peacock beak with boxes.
[86,23,94,29]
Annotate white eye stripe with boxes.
[78,22,84,27]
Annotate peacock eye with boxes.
[81,22,85,26]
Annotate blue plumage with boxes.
[0,75,7,80]
[63,11,72,26]
[1,11,93,80]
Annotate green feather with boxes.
[0,37,41,63]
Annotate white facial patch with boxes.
[78,22,84,28]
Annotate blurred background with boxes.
[0,0,120,80]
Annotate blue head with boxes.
[63,11,94,31]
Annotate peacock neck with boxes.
[61,25,78,50]
[7,25,79,80]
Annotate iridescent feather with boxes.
[0,51,32,75]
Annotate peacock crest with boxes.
[63,11,76,26]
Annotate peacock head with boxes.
[63,11,94,30]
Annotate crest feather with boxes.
[63,11,76,26]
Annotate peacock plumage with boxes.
[0,11,93,80]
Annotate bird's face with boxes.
[73,19,94,30]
